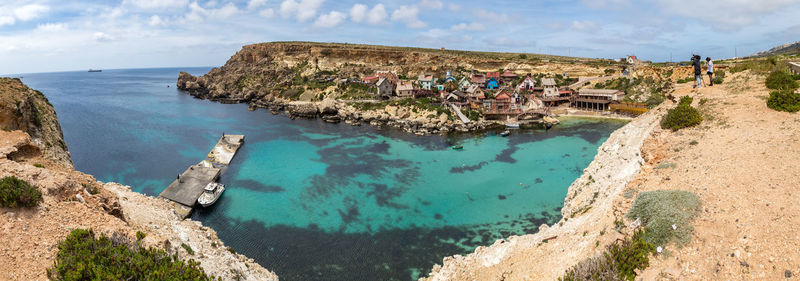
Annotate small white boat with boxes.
[500,130,511,137]
[197,182,225,207]
[505,123,520,129]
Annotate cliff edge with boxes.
[0,77,72,168]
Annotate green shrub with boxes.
[766,90,800,112]
[712,70,725,85]
[765,71,799,91]
[626,190,701,247]
[181,243,195,255]
[136,231,147,242]
[661,98,702,131]
[33,163,45,168]
[560,229,655,281]
[48,229,216,281]
[0,176,42,208]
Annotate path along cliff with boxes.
[0,79,278,280]
[422,69,800,280]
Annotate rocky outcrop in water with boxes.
[0,77,72,168]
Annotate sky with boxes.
[2,0,800,74]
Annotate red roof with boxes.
[501,70,517,77]
[559,90,572,94]
[495,92,511,100]
[486,72,500,79]
[364,76,379,80]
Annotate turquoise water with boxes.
[19,68,626,280]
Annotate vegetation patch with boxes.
[0,176,42,208]
[765,70,799,91]
[661,96,702,131]
[48,229,217,280]
[559,229,655,281]
[766,90,800,112]
[626,190,701,247]
[712,70,726,85]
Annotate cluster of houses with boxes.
[359,69,634,118]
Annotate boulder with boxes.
[287,101,318,118]
[318,99,338,115]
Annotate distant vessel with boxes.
[451,145,463,150]
[197,182,225,207]
[500,130,511,137]
[88,69,102,72]
[505,123,520,129]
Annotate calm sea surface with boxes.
[20,68,625,281]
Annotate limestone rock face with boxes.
[287,101,318,118]
[0,78,72,168]
[318,98,338,115]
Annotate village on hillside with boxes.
[350,55,650,125]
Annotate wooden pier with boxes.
[159,134,244,218]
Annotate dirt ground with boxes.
[621,70,800,280]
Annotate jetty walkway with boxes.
[159,134,244,217]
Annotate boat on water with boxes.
[505,123,520,129]
[197,182,225,207]
[88,69,102,72]
[451,145,463,150]
[500,130,511,137]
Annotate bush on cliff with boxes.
[661,96,702,131]
[627,190,701,247]
[765,70,799,91]
[48,228,217,281]
[767,90,800,112]
[559,229,655,281]
[0,176,42,208]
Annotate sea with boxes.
[19,68,626,281]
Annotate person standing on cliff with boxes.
[692,55,703,88]
[706,57,714,86]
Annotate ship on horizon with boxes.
[88,69,102,72]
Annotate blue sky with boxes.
[2,0,800,74]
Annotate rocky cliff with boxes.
[0,77,72,168]
[0,80,277,280]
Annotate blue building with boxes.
[486,77,499,90]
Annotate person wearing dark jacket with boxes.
[692,55,703,88]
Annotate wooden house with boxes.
[518,74,536,91]
[471,74,486,88]
[444,71,457,83]
[542,78,558,97]
[418,74,435,90]
[446,91,467,103]
[486,77,499,90]
[574,88,625,111]
[376,78,395,99]
[501,70,518,84]
[459,77,472,91]
[396,80,415,98]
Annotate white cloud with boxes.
[448,3,461,11]
[652,0,798,29]
[420,0,443,10]
[0,16,15,27]
[570,21,599,32]
[349,4,367,23]
[148,15,166,26]
[259,8,275,18]
[280,0,325,22]
[391,5,426,28]
[14,4,50,21]
[36,23,67,32]
[473,10,510,24]
[93,32,114,42]
[124,0,189,9]
[248,0,268,9]
[450,22,485,32]
[185,2,240,22]
[314,10,346,28]
[352,4,387,25]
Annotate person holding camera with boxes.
[692,55,703,88]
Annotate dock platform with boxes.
[159,134,244,217]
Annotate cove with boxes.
[20,68,626,281]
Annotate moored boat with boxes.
[451,145,463,150]
[197,182,225,207]
[505,123,520,129]
[500,130,510,137]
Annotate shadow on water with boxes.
[192,211,559,281]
